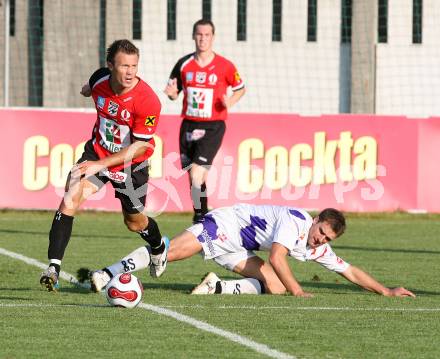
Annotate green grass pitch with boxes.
[0,210,439,358]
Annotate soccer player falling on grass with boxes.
[89,204,415,298]
[40,40,168,292]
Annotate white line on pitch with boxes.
[2,303,438,313]
[160,305,440,312]
[0,247,294,359]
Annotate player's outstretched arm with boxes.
[269,243,313,298]
[340,265,416,297]
[74,140,151,178]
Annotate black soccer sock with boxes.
[200,182,208,215]
[138,217,163,254]
[191,182,208,216]
[48,211,74,268]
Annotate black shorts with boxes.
[74,140,149,214]
[179,119,226,169]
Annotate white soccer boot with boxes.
[150,237,170,278]
[191,272,221,295]
[89,270,111,292]
[40,266,59,292]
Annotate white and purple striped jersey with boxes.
[189,204,349,273]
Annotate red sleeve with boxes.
[132,87,162,141]
[225,60,245,91]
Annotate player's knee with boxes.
[124,218,145,232]
[61,194,81,213]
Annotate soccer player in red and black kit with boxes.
[40,40,169,292]
[164,19,245,224]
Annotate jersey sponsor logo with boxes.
[108,101,119,116]
[121,109,131,121]
[186,87,213,118]
[190,129,206,141]
[197,214,218,256]
[186,72,194,82]
[208,74,218,85]
[234,72,242,82]
[98,116,131,153]
[144,115,156,126]
[196,72,206,84]
[103,169,127,183]
[105,120,122,144]
[97,96,105,109]
[122,96,133,102]
[217,233,228,242]
[199,229,216,256]
[99,138,122,153]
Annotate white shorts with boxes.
[187,207,257,271]
[211,250,256,271]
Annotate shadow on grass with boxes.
[51,281,440,297]
[141,282,194,293]
[60,287,93,294]
[62,303,110,308]
[60,282,194,294]
[408,289,440,296]
[301,281,365,293]
[0,296,32,301]
[302,281,440,296]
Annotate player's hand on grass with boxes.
[385,287,416,298]
[80,83,92,97]
[293,290,314,298]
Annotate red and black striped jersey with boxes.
[89,68,161,172]
[169,53,244,121]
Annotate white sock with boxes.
[220,278,263,295]
[106,246,150,277]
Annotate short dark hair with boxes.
[106,39,139,64]
[317,208,346,238]
[192,19,215,36]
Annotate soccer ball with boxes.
[105,273,143,308]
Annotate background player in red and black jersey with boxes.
[40,40,169,292]
[164,19,246,224]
